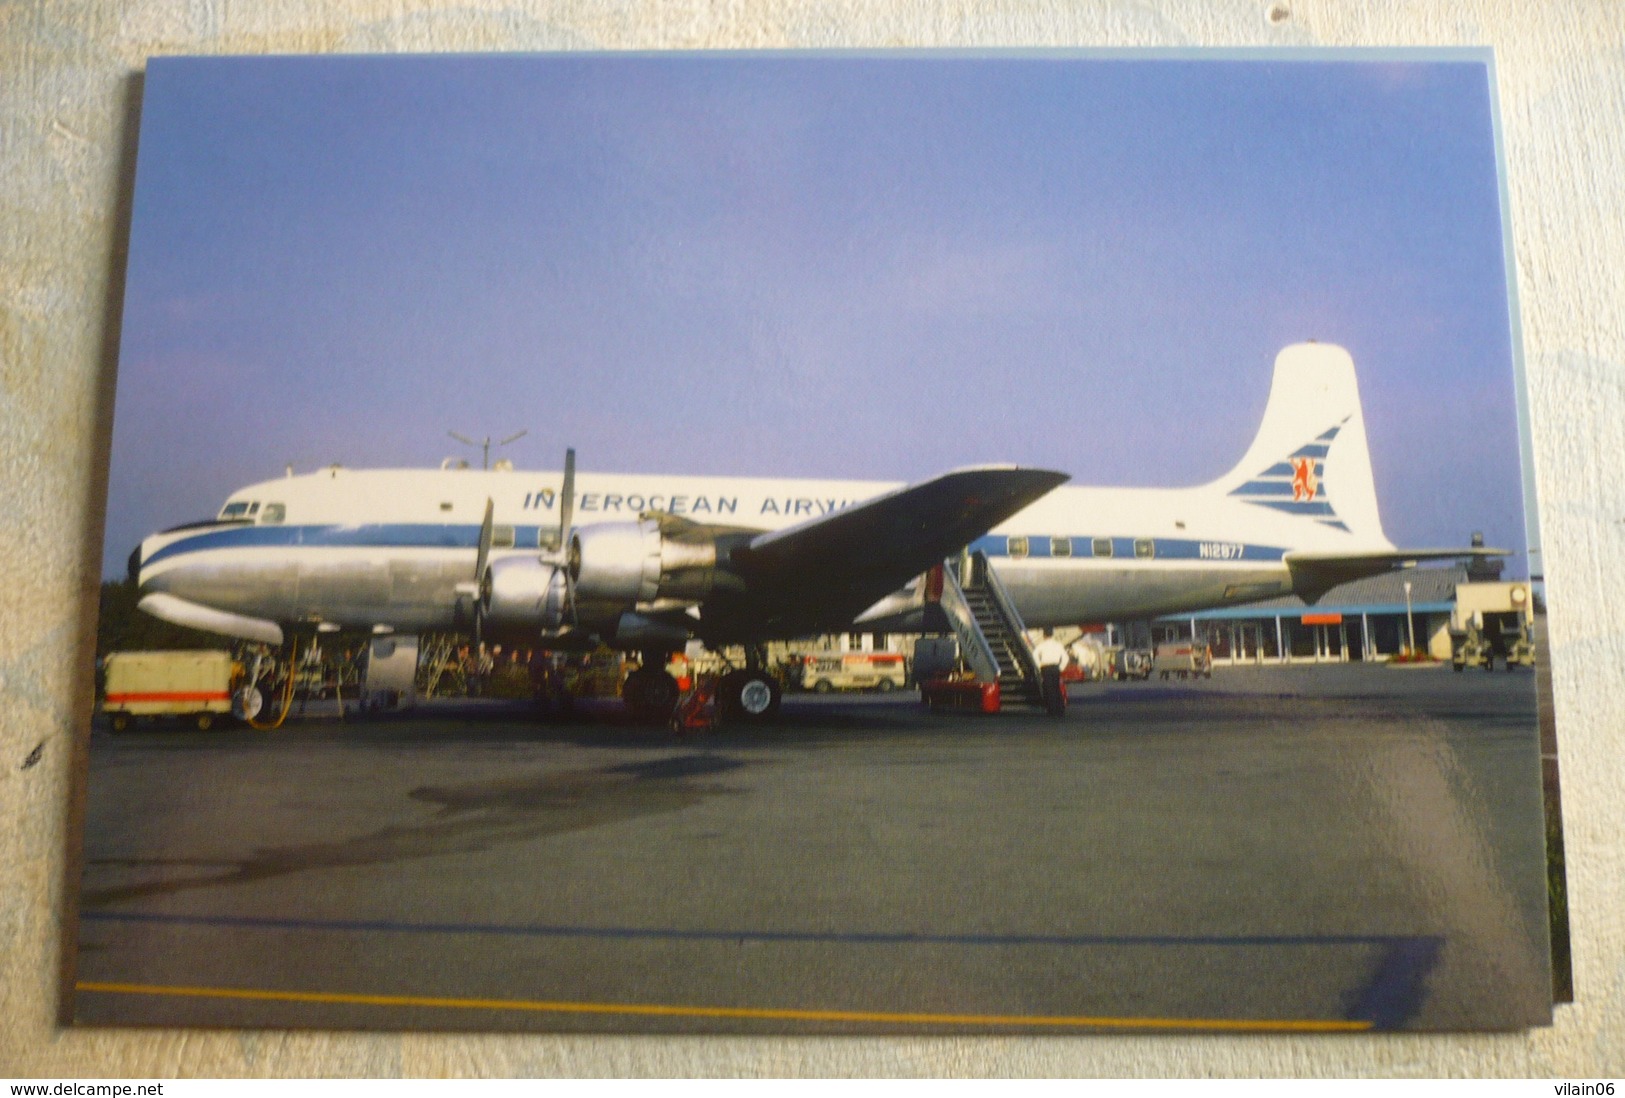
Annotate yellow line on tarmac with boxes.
[76,981,1373,1033]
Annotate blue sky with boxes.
[105,53,1530,577]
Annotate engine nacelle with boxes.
[609,612,692,650]
[569,518,719,605]
[481,557,568,631]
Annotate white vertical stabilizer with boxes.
[1210,342,1392,549]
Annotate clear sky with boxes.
[105,52,1530,577]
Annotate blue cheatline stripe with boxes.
[77,909,1422,950]
[144,523,547,568]
[149,524,1292,569]
[970,535,1287,563]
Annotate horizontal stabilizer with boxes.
[1285,547,1509,604]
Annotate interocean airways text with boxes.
[522,491,859,518]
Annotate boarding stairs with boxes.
[937,551,1046,709]
[420,635,461,698]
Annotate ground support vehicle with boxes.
[1504,628,1537,670]
[1107,646,1154,681]
[1153,641,1214,680]
[102,650,238,732]
[920,676,1002,713]
[797,651,908,693]
[1452,627,1494,672]
[1453,624,1536,672]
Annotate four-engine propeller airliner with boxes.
[129,343,1500,721]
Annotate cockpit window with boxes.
[260,502,286,524]
[220,501,252,520]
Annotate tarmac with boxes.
[71,663,1553,1034]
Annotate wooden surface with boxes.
[3,0,1621,1077]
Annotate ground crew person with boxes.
[1032,629,1069,717]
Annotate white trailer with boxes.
[102,649,238,731]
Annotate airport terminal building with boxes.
[1163,567,1468,665]
[817,565,1536,669]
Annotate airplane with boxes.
[128,342,1500,722]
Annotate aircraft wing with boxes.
[1284,546,1510,603]
[701,465,1068,640]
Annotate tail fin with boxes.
[1211,342,1392,548]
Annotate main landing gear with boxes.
[717,668,782,720]
[623,646,781,726]
[623,656,681,723]
[717,645,781,722]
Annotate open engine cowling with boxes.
[569,517,719,605]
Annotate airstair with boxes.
[420,635,461,698]
[936,551,1045,709]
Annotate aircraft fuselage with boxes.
[136,466,1304,639]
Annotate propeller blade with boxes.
[564,533,579,626]
[475,497,495,582]
[557,448,575,548]
[473,497,494,648]
[559,450,578,624]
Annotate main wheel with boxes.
[624,666,681,723]
[719,670,782,722]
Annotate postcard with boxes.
[76,51,1555,1033]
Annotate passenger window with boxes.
[1007,536,1029,559]
[1092,538,1113,558]
[492,525,515,549]
[1134,538,1155,558]
[1050,537,1071,558]
[260,503,286,524]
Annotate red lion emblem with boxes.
[1291,457,1319,502]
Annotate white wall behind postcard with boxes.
[2,0,1621,1081]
